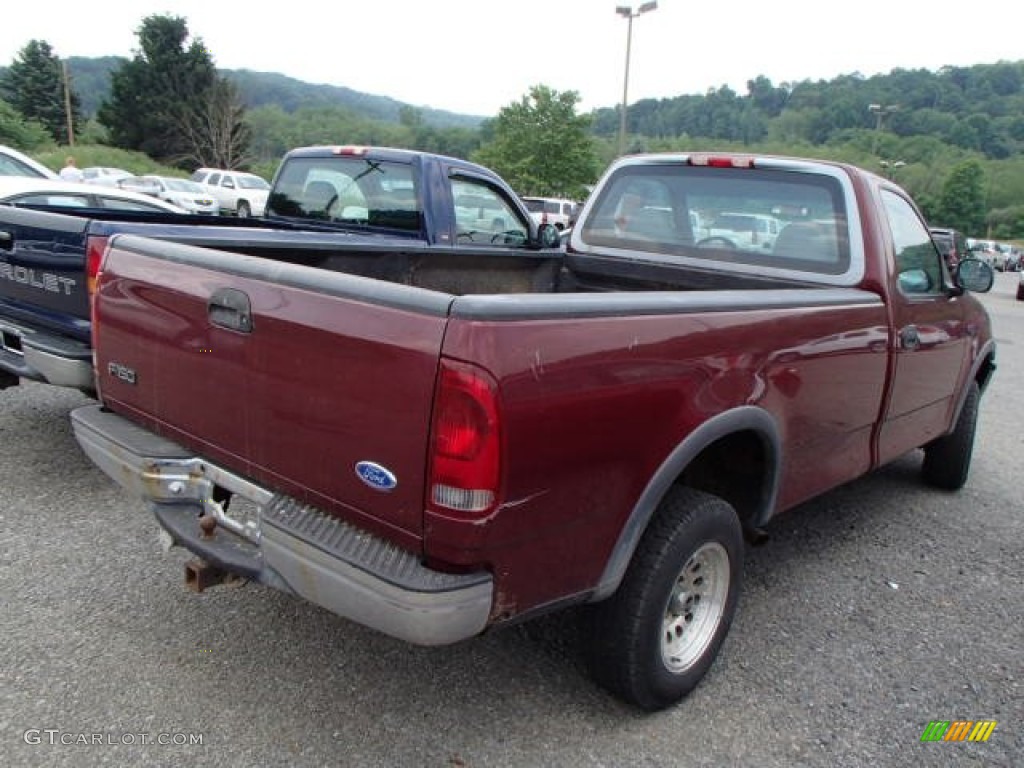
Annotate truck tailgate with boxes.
[0,206,91,334]
[93,235,453,543]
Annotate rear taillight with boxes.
[85,235,109,298]
[427,360,501,516]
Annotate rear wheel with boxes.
[581,487,743,711]
[922,381,980,490]
[236,201,251,218]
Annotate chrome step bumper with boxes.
[70,404,493,646]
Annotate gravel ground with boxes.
[1,273,1021,767]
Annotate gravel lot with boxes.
[2,273,1021,767]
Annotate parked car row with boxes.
[968,238,1022,272]
[0,176,188,213]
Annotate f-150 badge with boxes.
[107,361,137,384]
[355,461,397,491]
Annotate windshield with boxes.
[162,178,205,193]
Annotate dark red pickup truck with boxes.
[71,151,996,710]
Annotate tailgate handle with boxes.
[0,230,12,251]
[208,288,253,333]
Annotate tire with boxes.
[922,381,980,490]
[236,201,251,218]
[1016,281,1024,301]
[581,487,743,711]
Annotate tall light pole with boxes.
[868,103,899,156]
[616,1,657,156]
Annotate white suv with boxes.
[191,168,271,217]
[521,196,577,230]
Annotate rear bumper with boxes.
[70,403,493,646]
[0,317,93,389]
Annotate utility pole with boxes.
[868,103,898,156]
[62,59,75,147]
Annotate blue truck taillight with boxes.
[85,235,109,299]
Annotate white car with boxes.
[120,175,219,215]
[0,145,58,179]
[81,166,133,187]
[191,168,270,217]
[0,176,188,213]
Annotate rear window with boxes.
[578,162,854,280]
[267,156,421,232]
[237,175,270,190]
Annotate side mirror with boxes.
[957,258,995,293]
[538,222,561,249]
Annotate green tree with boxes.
[98,14,249,169]
[472,85,598,198]
[933,160,987,235]
[1,40,83,144]
[0,98,53,150]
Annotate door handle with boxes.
[208,287,253,333]
[899,325,920,350]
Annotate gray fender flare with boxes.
[591,406,781,602]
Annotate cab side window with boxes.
[881,189,945,295]
[451,178,528,246]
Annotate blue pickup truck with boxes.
[0,146,558,392]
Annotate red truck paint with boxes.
[71,151,996,710]
[0,145,547,393]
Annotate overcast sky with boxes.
[1,1,1019,117]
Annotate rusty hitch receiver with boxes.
[183,514,240,592]
[185,557,227,592]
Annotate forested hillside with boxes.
[2,53,1022,238]
[0,57,484,129]
[591,64,1024,160]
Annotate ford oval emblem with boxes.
[355,461,397,492]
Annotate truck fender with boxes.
[945,338,996,434]
[590,406,781,602]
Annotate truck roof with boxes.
[283,145,504,178]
